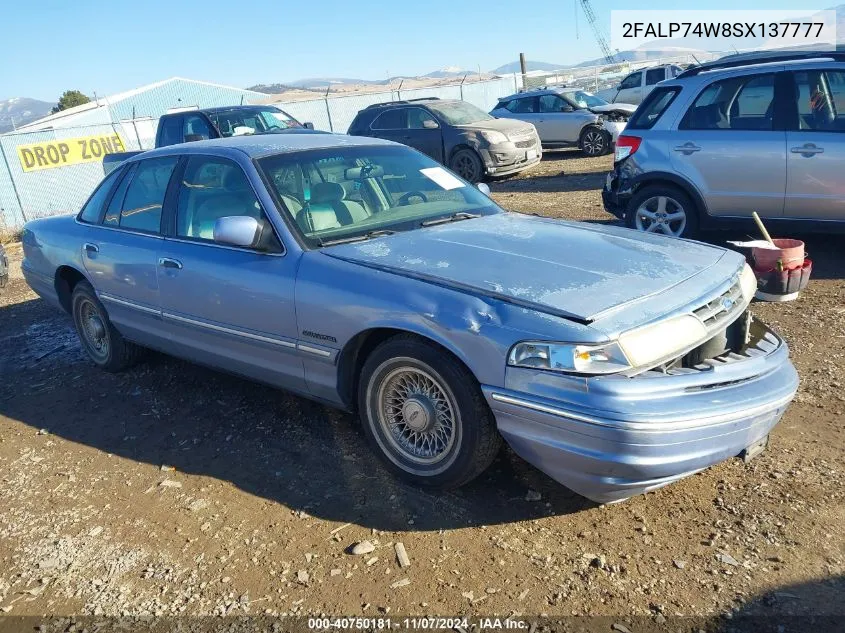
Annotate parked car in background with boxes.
[491,87,635,156]
[21,133,797,503]
[603,50,845,238]
[595,64,685,105]
[0,243,7,288]
[347,98,540,182]
[103,105,316,174]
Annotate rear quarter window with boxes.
[626,87,681,130]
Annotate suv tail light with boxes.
[615,135,641,162]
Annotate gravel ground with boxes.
[0,152,843,630]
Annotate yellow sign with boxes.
[17,133,127,172]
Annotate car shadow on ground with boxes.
[0,295,595,534]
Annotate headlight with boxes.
[739,264,758,303]
[508,341,631,375]
[480,130,508,144]
[618,315,707,367]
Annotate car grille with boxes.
[514,139,535,148]
[693,279,744,331]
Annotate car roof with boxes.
[129,132,398,161]
[196,105,284,114]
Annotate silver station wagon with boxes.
[21,134,798,503]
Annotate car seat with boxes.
[295,182,370,233]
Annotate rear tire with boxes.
[449,148,484,183]
[71,281,144,372]
[358,335,501,488]
[625,184,699,239]
[579,126,611,157]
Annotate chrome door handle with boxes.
[673,143,701,154]
[158,257,183,270]
[83,243,99,254]
[790,144,824,156]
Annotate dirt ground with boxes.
[0,152,843,631]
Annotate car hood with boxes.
[589,103,637,115]
[455,118,535,137]
[324,213,731,323]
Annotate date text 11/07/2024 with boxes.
[307,617,530,630]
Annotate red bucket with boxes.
[752,239,805,271]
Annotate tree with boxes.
[51,90,91,114]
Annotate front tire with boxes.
[71,281,143,372]
[449,148,484,183]
[625,185,699,239]
[579,126,611,157]
[358,335,501,488]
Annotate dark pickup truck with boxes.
[103,105,317,174]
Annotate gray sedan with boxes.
[21,134,797,503]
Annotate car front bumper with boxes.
[480,145,542,177]
[483,319,799,503]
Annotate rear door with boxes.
[81,156,179,344]
[499,96,542,137]
[369,108,411,146]
[156,154,306,391]
[783,68,845,220]
[669,71,786,219]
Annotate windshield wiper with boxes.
[319,230,395,247]
[420,212,481,227]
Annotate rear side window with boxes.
[103,163,137,226]
[625,87,680,130]
[645,68,665,86]
[118,157,178,233]
[371,109,407,130]
[78,168,122,223]
[183,114,213,141]
[506,97,537,113]
[680,74,775,131]
[158,116,182,146]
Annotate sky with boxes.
[0,0,829,102]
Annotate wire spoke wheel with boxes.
[634,195,687,236]
[377,366,458,466]
[78,298,110,361]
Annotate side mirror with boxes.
[476,182,491,196]
[422,119,439,129]
[185,134,205,142]
[303,122,315,130]
[214,216,280,252]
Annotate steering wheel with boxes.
[398,191,428,206]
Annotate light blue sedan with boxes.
[21,134,798,503]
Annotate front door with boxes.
[784,69,845,220]
[669,71,786,219]
[156,154,306,391]
[614,71,643,104]
[405,107,444,161]
[82,157,179,345]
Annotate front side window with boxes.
[505,97,537,114]
[183,115,213,141]
[175,156,270,243]
[793,70,845,131]
[561,91,606,109]
[207,107,302,137]
[118,157,178,233]
[539,95,568,113]
[258,146,500,247]
[680,73,774,131]
[408,108,438,129]
[618,73,641,90]
[371,109,407,130]
[78,168,122,223]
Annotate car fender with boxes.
[628,171,711,221]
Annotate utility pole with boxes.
[519,53,528,90]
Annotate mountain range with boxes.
[0,97,55,133]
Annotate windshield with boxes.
[258,145,501,247]
[208,107,303,137]
[562,91,608,109]
[426,101,494,125]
